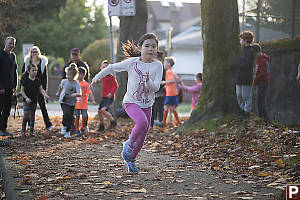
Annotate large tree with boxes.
[180,0,241,129]
[115,0,148,105]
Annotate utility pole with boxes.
[256,0,261,42]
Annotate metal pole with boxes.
[292,0,296,38]
[243,0,245,29]
[109,15,114,64]
[109,15,117,119]
[256,0,261,42]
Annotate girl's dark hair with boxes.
[122,33,159,59]
[252,43,262,53]
[196,73,202,81]
[78,67,87,75]
[21,63,36,79]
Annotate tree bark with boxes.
[115,0,148,106]
[181,0,241,129]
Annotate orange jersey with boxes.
[165,69,178,96]
[75,81,92,109]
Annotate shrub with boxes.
[81,39,110,78]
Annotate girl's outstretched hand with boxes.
[90,79,99,89]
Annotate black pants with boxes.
[38,93,52,128]
[256,83,268,119]
[61,103,75,132]
[151,96,165,126]
[0,89,13,131]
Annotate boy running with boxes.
[97,60,118,132]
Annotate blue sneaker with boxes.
[124,158,138,174]
[61,126,67,135]
[64,132,71,138]
[76,130,81,136]
[121,140,134,161]
[2,130,13,136]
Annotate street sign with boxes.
[22,44,34,58]
[108,0,135,16]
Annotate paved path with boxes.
[10,103,191,118]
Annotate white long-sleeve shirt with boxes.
[92,57,163,108]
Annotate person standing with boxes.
[150,51,165,127]
[234,30,255,120]
[252,43,270,120]
[62,48,90,82]
[20,64,50,137]
[74,67,96,136]
[56,63,82,138]
[0,37,18,136]
[180,73,202,111]
[91,33,163,174]
[22,46,54,130]
[161,57,181,127]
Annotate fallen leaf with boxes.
[126,188,147,193]
[39,195,48,200]
[275,158,285,168]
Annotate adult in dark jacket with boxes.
[234,30,255,120]
[0,37,18,136]
[22,46,54,130]
[62,48,90,82]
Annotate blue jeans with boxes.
[236,85,252,113]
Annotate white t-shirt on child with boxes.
[93,57,163,108]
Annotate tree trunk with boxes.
[115,0,148,106]
[181,0,240,129]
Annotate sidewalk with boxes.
[0,117,282,199]
[10,103,191,118]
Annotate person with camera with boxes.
[0,36,18,138]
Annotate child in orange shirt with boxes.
[74,67,96,136]
[161,57,181,126]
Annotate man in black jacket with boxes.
[235,30,255,120]
[0,37,18,136]
[62,48,90,82]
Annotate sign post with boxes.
[107,0,136,119]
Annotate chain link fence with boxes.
[238,0,300,42]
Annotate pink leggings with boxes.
[124,103,152,159]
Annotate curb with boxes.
[0,147,31,200]
[0,147,17,200]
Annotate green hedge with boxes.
[81,39,110,78]
[261,37,300,52]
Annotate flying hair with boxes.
[121,33,159,60]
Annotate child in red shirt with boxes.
[98,60,119,132]
[74,67,96,136]
[252,43,270,120]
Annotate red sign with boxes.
[109,0,120,7]
[287,184,300,200]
